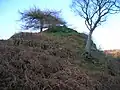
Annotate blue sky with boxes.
[0,0,120,50]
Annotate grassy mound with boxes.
[0,26,120,90]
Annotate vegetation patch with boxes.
[0,26,120,90]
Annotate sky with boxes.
[0,0,120,50]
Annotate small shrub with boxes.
[107,58,120,76]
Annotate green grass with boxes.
[45,26,79,36]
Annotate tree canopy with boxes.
[19,7,66,32]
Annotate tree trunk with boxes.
[85,30,93,55]
[40,22,43,32]
[40,26,43,32]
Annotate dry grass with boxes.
[0,28,120,90]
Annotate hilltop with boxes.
[0,26,120,90]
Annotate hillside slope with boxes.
[0,26,120,90]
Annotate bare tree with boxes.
[71,0,120,56]
[19,7,66,32]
